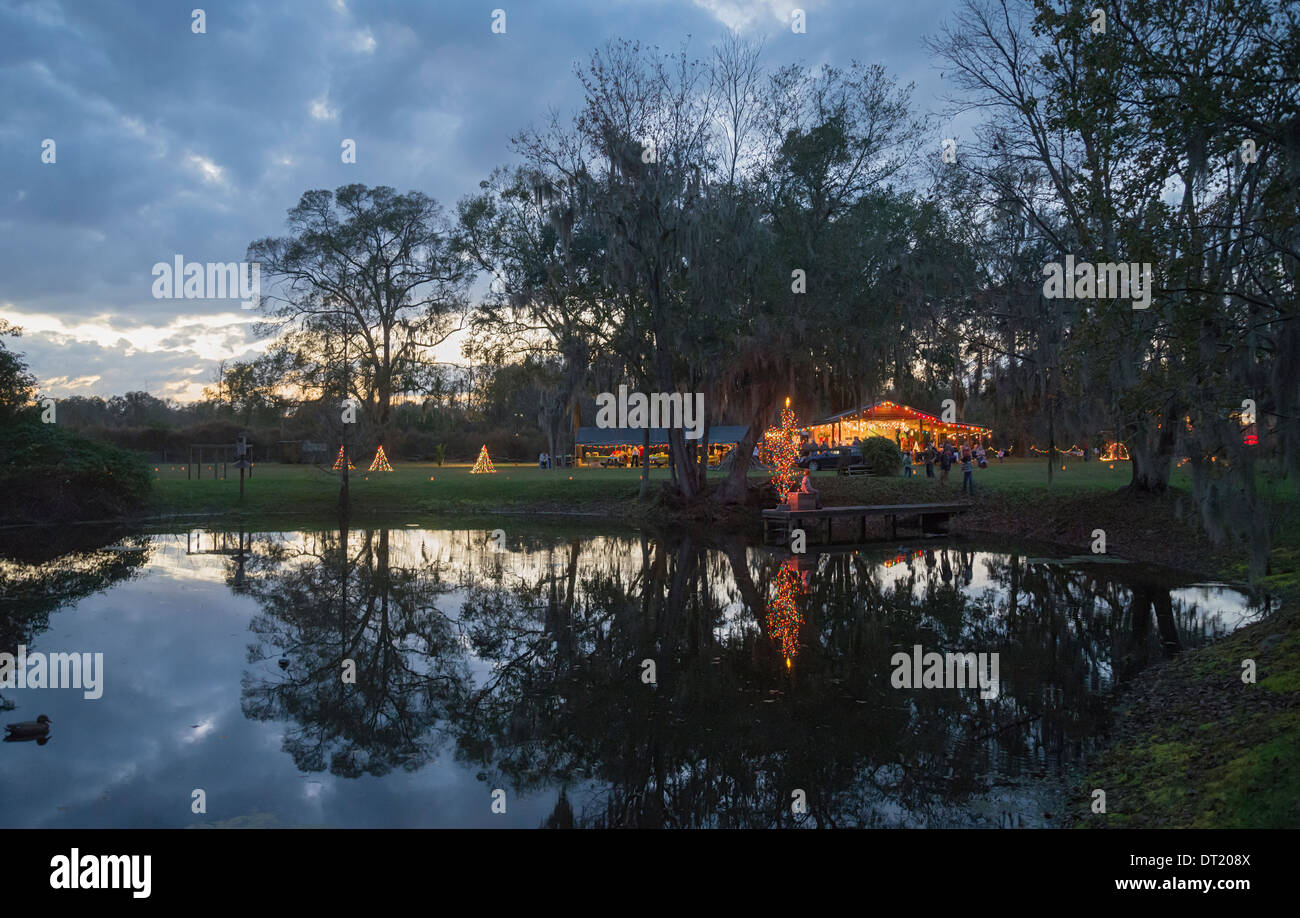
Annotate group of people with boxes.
[601,445,644,468]
[902,442,989,494]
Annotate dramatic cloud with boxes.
[1,0,959,401]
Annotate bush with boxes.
[390,428,437,460]
[861,435,902,476]
[0,419,152,524]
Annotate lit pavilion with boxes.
[808,400,992,451]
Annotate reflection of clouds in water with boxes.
[146,530,1257,664]
[180,718,217,744]
[6,525,1261,829]
[1171,585,1256,633]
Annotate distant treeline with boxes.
[49,386,553,464]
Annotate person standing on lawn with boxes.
[961,449,975,495]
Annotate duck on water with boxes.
[4,714,52,743]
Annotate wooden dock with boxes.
[761,502,971,545]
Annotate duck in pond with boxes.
[5,714,52,744]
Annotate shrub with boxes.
[861,435,902,476]
[0,419,152,524]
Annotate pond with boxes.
[0,519,1264,828]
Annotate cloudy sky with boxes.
[1,0,967,402]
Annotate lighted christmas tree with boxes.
[470,444,496,474]
[762,397,801,500]
[332,445,355,470]
[368,445,393,471]
[766,558,804,666]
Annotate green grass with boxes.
[146,456,1296,557]
[149,459,665,518]
[1078,603,1300,828]
[829,453,1187,493]
[148,455,1149,515]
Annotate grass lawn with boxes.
[148,454,1151,513]
[148,458,671,518]
[146,456,1293,571]
[145,454,1296,572]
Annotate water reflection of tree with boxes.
[0,528,150,709]
[0,533,150,658]
[451,535,1239,827]
[237,517,469,777]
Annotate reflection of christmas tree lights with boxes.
[767,559,804,663]
[882,548,925,568]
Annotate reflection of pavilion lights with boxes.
[767,559,804,662]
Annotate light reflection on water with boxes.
[0,523,1264,828]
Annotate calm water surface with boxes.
[0,520,1262,828]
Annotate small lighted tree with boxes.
[332,445,355,470]
[470,444,496,474]
[368,445,393,471]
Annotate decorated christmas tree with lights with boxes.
[332,445,355,470]
[762,398,801,500]
[367,445,393,471]
[470,444,496,474]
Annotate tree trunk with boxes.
[713,403,767,505]
[1126,407,1177,492]
[668,427,696,499]
[638,426,651,500]
[1047,411,1055,486]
